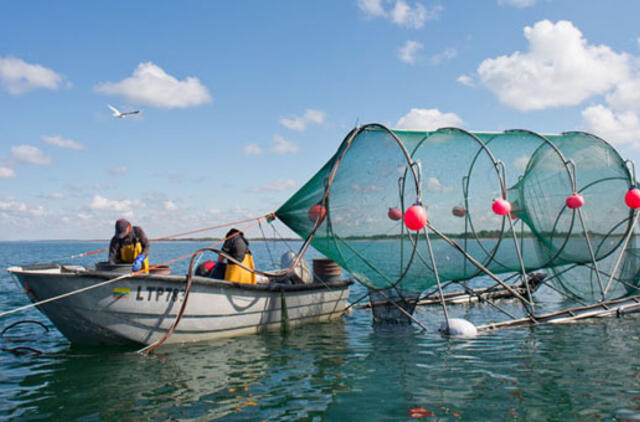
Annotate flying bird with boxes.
[108,105,140,118]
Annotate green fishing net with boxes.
[276,124,638,302]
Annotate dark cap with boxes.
[115,218,131,239]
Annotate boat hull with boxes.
[8,265,351,346]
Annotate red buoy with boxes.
[388,207,403,221]
[409,407,435,418]
[308,204,326,223]
[566,193,584,209]
[492,198,511,216]
[452,206,466,217]
[625,187,640,209]
[404,204,428,231]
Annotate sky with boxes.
[2,0,640,240]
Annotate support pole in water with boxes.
[427,223,534,320]
[576,207,606,301]
[604,211,640,295]
[498,160,536,314]
[604,160,640,295]
[564,159,606,301]
[422,226,450,333]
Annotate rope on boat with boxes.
[136,247,201,354]
[3,212,347,352]
[0,217,269,320]
[139,218,328,354]
[0,320,49,355]
[1,319,49,338]
[28,216,267,266]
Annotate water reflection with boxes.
[4,241,640,420]
[8,320,349,420]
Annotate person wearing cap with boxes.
[108,218,150,273]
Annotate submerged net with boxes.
[276,124,640,304]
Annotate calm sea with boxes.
[1,241,640,421]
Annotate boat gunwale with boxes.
[8,264,353,293]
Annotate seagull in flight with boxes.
[108,105,140,118]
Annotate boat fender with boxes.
[439,318,477,338]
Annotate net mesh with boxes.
[276,125,639,303]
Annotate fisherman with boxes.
[108,218,150,273]
[211,228,256,284]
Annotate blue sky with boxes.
[1,0,640,240]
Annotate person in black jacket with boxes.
[108,218,150,272]
[210,228,250,279]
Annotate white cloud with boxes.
[41,135,85,150]
[398,40,423,64]
[358,0,385,16]
[358,0,441,28]
[243,143,263,155]
[395,108,464,130]
[164,201,178,211]
[497,0,537,7]
[11,145,52,165]
[95,62,212,109]
[0,167,16,179]
[272,135,300,153]
[48,193,65,200]
[30,205,45,216]
[280,109,325,131]
[89,195,134,214]
[107,166,128,175]
[0,56,65,95]
[245,135,300,155]
[249,179,299,193]
[457,74,474,86]
[431,47,457,65]
[391,1,428,29]
[582,105,640,147]
[605,78,640,111]
[0,200,46,217]
[351,183,385,192]
[0,200,27,213]
[425,176,453,192]
[477,20,630,111]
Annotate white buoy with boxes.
[439,318,477,338]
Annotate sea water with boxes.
[1,241,640,421]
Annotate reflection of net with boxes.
[276,125,639,302]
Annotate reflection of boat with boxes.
[7,264,351,346]
[8,320,350,420]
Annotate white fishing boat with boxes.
[7,263,352,346]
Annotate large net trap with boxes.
[276,124,640,319]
